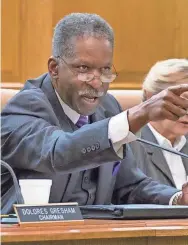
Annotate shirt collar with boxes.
[55,90,80,124]
[148,123,186,151]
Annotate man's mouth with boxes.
[81,95,98,103]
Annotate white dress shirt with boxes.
[148,123,187,190]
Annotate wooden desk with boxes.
[1,219,188,245]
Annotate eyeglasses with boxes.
[56,56,118,83]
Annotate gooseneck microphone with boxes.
[104,109,188,159]
[1,160,24,204]
[137,138,188,159]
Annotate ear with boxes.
[48,56,59,79]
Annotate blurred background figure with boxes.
[130,59,188,189]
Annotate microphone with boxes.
[103,108,188,159]
[1,160,24,204]
[137,138,188,159]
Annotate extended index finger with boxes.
[169,84,188,96]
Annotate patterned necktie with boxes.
[76,115,88,128]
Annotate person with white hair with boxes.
[130,58,188,189]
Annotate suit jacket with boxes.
[1,73,178,214]
[129,125,188,188]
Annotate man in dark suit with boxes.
[130,59,188,189]
[1,13,188,214]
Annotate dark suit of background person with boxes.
[129,125,188,188]
[0,73,179,214]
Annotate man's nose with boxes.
[87,69,102,89]
[87,76,102,89]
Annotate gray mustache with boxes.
[78,90,104,97]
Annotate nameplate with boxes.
[14,202,83,226]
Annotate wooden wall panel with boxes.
[1,0,21,82]
[174,0,188,57]
[1,0,52,85]
[20,0,52,81]
[1,0,188,89]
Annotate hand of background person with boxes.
[178,182,188,205]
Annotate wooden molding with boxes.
[1,83,24,90]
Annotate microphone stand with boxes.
[137,138,188,159]
[1,160,24,204]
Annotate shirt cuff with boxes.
[108,111,137,158]
[169,191,182,205]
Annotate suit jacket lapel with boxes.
[40,74,80,201]
[89,104,106,123]
[94,163,114,204]
[41,74,77,132]
[141,126,175,186]
[49,174,70,202]
[182,142,188,175]
[90,105,114,204]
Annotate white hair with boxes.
[142,59,188,93]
